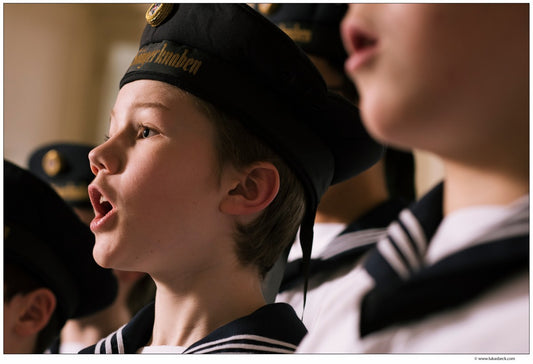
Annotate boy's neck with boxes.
[442,157,528,216]
[149,265,265,348]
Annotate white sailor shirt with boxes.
[297,183,529,353]
[276,199,406,331]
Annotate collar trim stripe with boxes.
[388,222,422,271]
[376,237,410,280]
[116,325,125,354]
[93,326,126,353]
[189,343,295,354]
[94,337,104,353]
[105,333,113,353]
[319,228,386,260]
[399,209,427,253]
[372,208,429,280]
[184,334,298,354]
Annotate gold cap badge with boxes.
[146,3,174,27]
[257,3,280,16]
[53,183,90,203]
[42,149,64,177]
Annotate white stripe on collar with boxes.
[189,342,294,354]
[388,222,422,271]
[116,324,126,354]
[183,334,297,354]
[93,324,126,353]
[398,209,427,254]
[94,337,104,354]
[376,236,410,280]
[373,208,429,280]
[319,228,386,260]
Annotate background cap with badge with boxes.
[257,3,416,203]
[121,3,384,297]
[253,3,349,75]
[28,142,95,208]
[4,159,117,324]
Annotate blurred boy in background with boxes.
[4,160,117,353]
[256,3,415,330]
[298,3,529,353]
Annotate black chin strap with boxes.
[298,208,316,320]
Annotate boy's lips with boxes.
[88,184,116,232]
[342,24,378,74]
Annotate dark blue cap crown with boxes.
[121,3,383,214]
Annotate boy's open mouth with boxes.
[89,185,114,218]
[351,29,377,52]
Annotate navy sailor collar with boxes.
[280,199,406,293]
[360,183,529,337]
[79,302,307,354]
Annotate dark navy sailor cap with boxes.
[28,143,95,208]
[121,3,383,216]
[253,3,349,74]
[4,160,117,324]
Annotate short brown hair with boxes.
[192,94,306,278]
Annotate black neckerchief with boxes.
[360,183,529,337]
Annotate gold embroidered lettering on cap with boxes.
[257,3,279,16]
[42,149,64,177]
[130,42,202,75]
[279,23,312,43]
[146,3,174,27]
[54,183,90,202]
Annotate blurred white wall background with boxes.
[4,3,147,166]
[3,3,444,197]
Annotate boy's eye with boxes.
[141,127,157,139]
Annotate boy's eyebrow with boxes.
[131,101,171,111]
[110,101,171,118]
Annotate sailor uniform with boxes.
[79,302,306,354]
[76,3,382,356]
[276,199,405,329]
[297,183,529,353]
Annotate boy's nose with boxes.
[89,146,105,176]
[89,142,120,176]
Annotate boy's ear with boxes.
[14,288,57,337]
[220,162,280,216]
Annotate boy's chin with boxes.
[92,242,119,269]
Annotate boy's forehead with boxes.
[118,79,183,103]
[113,80,192,115]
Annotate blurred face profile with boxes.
[341,4,528,157]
